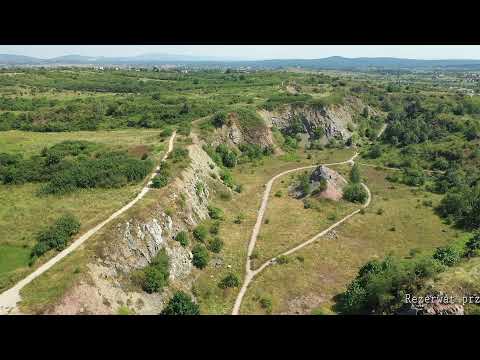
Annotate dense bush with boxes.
[31,213,80,259]
[0,141,154,195]
[175,231,189,247]
[218,273,240,289]
[192,244,209,269]
[193,225,208,242]
[436,185,480,229]
[402,167,425,187]
[215,144,238,168]
[151,173,168,188]
[297,172,311,196]
[465,231,480,257]
[207,205,224,220]
[170,148,189,163]
[350,163,361,183]
[343,183,368,204]
[433,246,461,267]
[338,255,443,314]
[40,151,153,195]
[368,144,382,159]
[160,291,200,315]
[207,237,224,253]
[137,249,170,294]
[211,111,227,128]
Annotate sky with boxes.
[0,45,480,60]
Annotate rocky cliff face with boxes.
[50,139,223,315]
[263,96,379,143]
[212,112,275,149]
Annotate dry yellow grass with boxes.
[240,165,466,314]
[193,148,355,314]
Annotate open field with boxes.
[239,165,466,314]
[0,129,164,156]
[253,171,358,267]
[192,146,354,314]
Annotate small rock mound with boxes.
[310,165,347,201]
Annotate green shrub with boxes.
[170,148,189,163]
[151,173,168,188]
[192,244,209,269]
[175,231,189,247]
[141,249,170,293]
[368,144,382,159]
[219,191,232,201]
[218,273,240,289]
[276,255,289,265]
[350,163,361,183]
[211,111,227,128]
[343,183,368,204]
[31,213,81,259]
[193,225,208,242]
[161,127,173,138]
[234,213,245,224]
[433,246,461,267]
[465,231,480,257]
[160,291,200,315]
[259,297,273,314]
[207,237,224,253]
[208,205,223,220]
[339,255,443,314]
[209,221,220,235]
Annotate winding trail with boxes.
[0,132,176,315]
[232,152,372,315]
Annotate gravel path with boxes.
[0,132,176,315]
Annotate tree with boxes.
[192,244,209,269]
[160,291,200,315]
[218,273,240,289]
[350,163,361,183]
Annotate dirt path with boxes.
[0,132,176,315]
[231,152,372,315]
[377,123,387,139]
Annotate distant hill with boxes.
[2,53,480,70]
[0,54,45,65]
